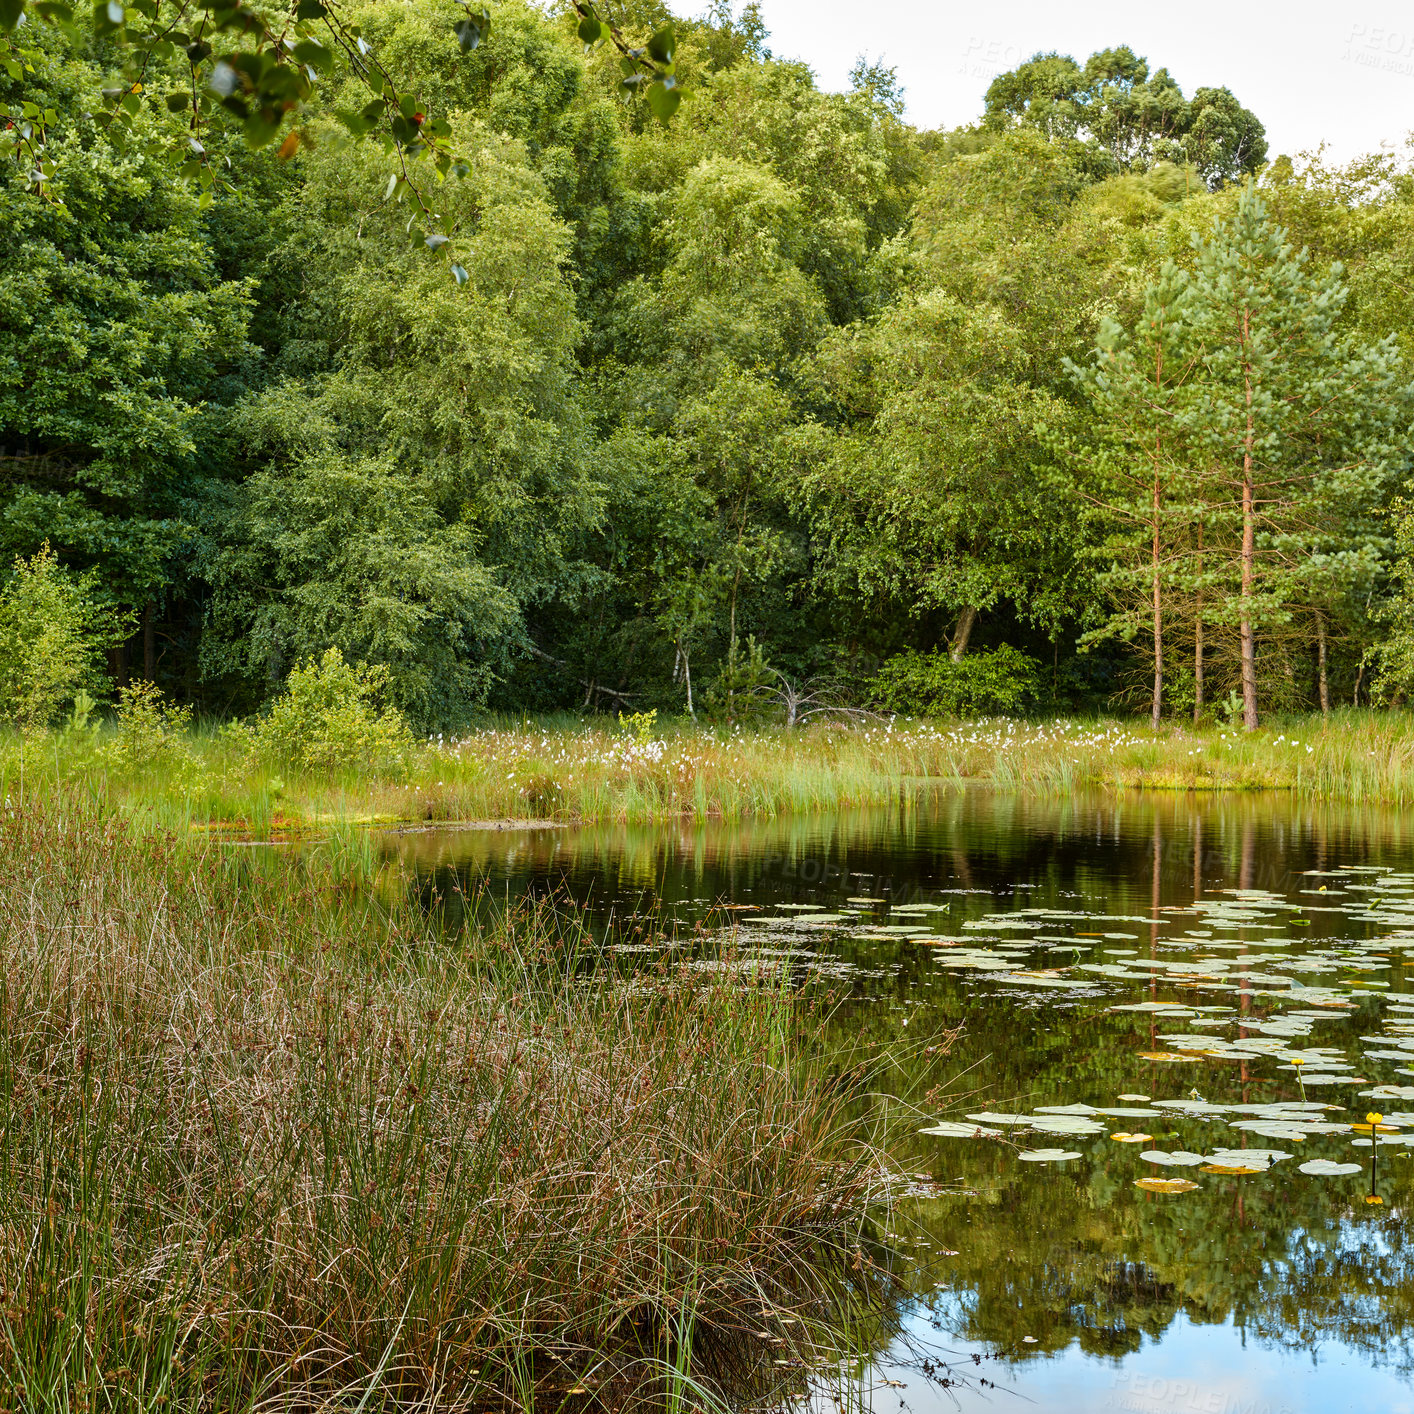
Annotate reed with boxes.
[0,798,898,1412]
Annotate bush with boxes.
[872,644,1043,717]
[255,647,414,774]
[108,680,194,766]
[0,544,118,732]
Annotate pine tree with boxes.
[1180,187,1409,728]
[1063,262,1199,726]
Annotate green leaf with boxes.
[450,262,469,285]
[453,13,485,52]
[644,78,679,122]
[645,25,674,64]
[334,106,374,136]
[165,90,190,110]
[0,0,25,27]
[292,38,332,73]
[576,13,600,44]
[383,171,398,200]
[242,111,282,147]
[294,0,324,15]
[425,232,449,250]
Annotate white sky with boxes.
[754,0,1414,164]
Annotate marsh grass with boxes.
[0,799,900,1413]
[8,709,1414,833]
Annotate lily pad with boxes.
[1110,1132,1154,1143]
[918,1121,1002,1139]
[1017,1148,1083,1162]
[1030,1115,1107,1135]
[1139,1150,1207,1167]
[1297,1159,1363,1176]
[1135,1177,1201,1193]
[1207,1147,1291,1165]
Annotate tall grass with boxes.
[8,709,1414,831]
[0,798,898,1412]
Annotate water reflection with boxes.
[384,792,1414,1412]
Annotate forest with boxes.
[3,0,1414,736]
[8,10,1414,1408]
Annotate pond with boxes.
[385,791,1414,1414]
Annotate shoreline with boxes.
[2,711,1408,832]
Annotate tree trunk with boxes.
[676,640,695,720]
[949,606,978,662]
[1151,468,1163,729]
[106,644,128,690]
[1193,525,1204,724]
[1239,312,1259,732]
[143,599,156,681]
[1193,616,1204,724]
[1316,617,1330,714]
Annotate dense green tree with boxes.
[983,46,1266,187]
[0,35,255,652]
[196,115,600,724]
[797,291,1077,657]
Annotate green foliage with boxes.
[109,679,193,765]
[254,646,414,774]
[872,645,1044,718]
[0,36,256,607]
[983,45,1266,186]
[0,543,116,731]
[705,633,776,723]
[3,0,1406,725]
[617,707,659,744]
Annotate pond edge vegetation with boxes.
[0,796,936,1412]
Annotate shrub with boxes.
[872,644,1043,717]
[255,646,414,774]
[0,543,118,732]
[108,680,194,766]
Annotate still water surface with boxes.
[387,791,1414,1414]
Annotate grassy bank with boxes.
[5,709,1414,830]
[0,798,898,1412]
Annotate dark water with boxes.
[386,792,1414,1414]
